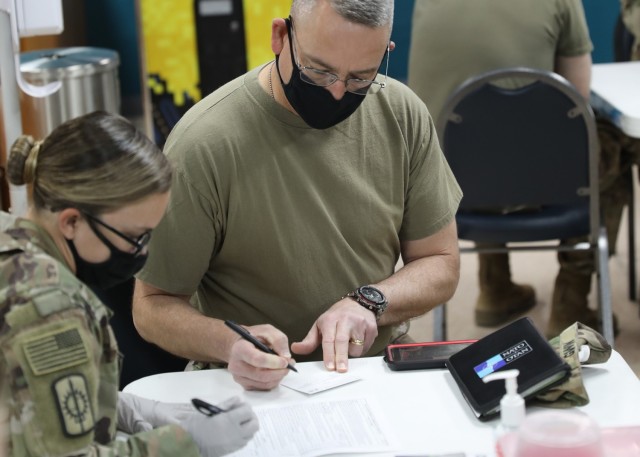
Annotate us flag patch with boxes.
[23,326,89,375]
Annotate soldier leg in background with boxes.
[475,247,536,327]
[547,118,640,338]
[621,0,640,61]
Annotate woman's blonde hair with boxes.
[7,111,171,214]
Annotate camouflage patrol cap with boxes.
[533,322,611,408]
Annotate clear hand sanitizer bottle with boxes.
[483,369,525,448]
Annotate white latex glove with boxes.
[117,392,194,433]
[117,393,258,456]
[181,396,259,457]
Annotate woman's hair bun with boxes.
[7,135,38,185]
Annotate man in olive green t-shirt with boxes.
[133,0,462,391]
[408,0,594,337]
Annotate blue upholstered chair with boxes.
[432,67,615,345]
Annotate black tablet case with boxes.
[445,317,570,421]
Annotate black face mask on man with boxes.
[66,217,148,292]
[274,18,367,130]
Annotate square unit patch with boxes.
[52,374,95,437]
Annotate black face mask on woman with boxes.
[66,220,148,292]
[274,19,366,130]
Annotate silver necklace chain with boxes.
[268,62,274,100]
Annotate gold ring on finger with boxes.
[349,338,365,346]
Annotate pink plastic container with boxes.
[600,426,640,457]
[497,411,640,457]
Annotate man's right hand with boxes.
[226,323,294,390]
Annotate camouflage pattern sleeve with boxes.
[0,212,18,232]
[0,239,201,457]
[622,0,640,60]
[95,425,201,457]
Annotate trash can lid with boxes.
[20,47,120,81]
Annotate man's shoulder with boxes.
[170,69,259,138]
[378,78,424,109]
[371,77,431,123]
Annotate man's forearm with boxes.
[375,252,460,327]
[132,282,235,362]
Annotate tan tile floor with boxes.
[408,178,640,378]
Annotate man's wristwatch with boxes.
[346,285,388,320]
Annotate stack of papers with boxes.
[228,397,397,457]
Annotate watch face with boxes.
[360,286,384,304]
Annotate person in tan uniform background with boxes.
[409,0,640,338]
[408,0,594,337]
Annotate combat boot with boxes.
[474,252,536,327]
[546,269,618,339]
[547,269,596,338]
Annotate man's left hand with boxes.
[291,298,378,372]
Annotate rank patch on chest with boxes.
[52,374,95,436]
[23,326,89,375]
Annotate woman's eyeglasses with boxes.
[83,212,151,256]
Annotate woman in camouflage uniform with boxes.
[0,111,258,456]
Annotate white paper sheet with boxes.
[227,397,397,457]
[281,369,361,394]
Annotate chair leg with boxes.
[627,168,637,302]
[433,303,447,341]
[597,226,615,347]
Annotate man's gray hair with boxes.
[291,0,394,28]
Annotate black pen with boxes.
[191,397,224,416]
[224,320,298,372]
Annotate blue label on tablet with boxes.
[474,340,532,379]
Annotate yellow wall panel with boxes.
[244,0,291,69]
[140,0,289,105]
[140,0,198,105]
[139,0,291,144]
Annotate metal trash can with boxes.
[20,47,120,139]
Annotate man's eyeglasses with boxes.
[83,212,151,256]
[286,17,389,96]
